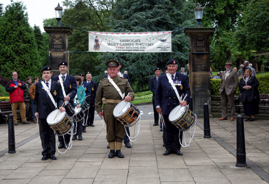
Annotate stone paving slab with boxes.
[0,117,268,183]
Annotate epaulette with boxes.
[124,71,128,74]
[99,78,105,83]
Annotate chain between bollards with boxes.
[236,114,247,167]
[203,103,211,138]
[8,114,16,153]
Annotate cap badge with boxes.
[173,60,176,64]
[47,67,49,69]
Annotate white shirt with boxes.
[87,80,91,84]
[44,79,52,90]
[245,76,250,83]
[170,73,176,80]
[60,73,67,81]
[225,69,231,79]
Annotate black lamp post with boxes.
[194,3,203,28]
[55,3,63,27]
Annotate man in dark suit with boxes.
[52,61,77,149]
[84,72,97,127]
[149,67,162,130]
[34,66,65,160]
[156,59,190,156]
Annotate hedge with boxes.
[210,73,269,95]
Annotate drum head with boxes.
[47,109,66,125]
[74,107,81,115]
[113,101,130,117]
[168,105,186,122]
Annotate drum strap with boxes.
[41,81,57,109]
[166,73,181,102]
[59,75,68,105]
[124,113,141,142]
[107,75,125,99]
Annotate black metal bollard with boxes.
[236,114,247,167]
[189,96,193,111]
[203,103,211,138]
[8,114,16,153]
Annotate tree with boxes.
[33,25,48,66]
[0,3,3,16]
[0,2,41,80]
[94,0,195,91]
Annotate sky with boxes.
[1,0,64,32]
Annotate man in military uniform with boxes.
[95,60,135,158]
[149,67,162,130]
[156,59,190,156]
[52,61,77,149]
[34,66,65,160]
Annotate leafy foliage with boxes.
[0,2,41,80]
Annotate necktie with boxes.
[62,76,65,82]
[46,82,49,97]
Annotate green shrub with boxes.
[0,84,9,97]
[210,73,269,95]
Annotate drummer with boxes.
[72,76,85,141]
[155,59,190,156]
[95,60,135,158]
[34,66,65,160]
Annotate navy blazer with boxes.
[155,72,190,116]
[149,76,158,100]
[83,81,97,105]
[52,74,77,107]
[34,81,64,119]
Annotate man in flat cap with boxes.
[95,60,135,158]
[52,61,77,149]
[219,61,238,121]
[34,66,65,160]
[156,59,190,156]
[149,67,162,130]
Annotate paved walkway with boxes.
[0,117,268,184]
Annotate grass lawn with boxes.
[132,98,152,105]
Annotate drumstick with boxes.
[53,94,71,120]
[85,95,90,99]
[182,94,188,102]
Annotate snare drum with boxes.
[168,105,196,131]
[113,101,141,127]
[82,101,90,112]
[65,103,75,117]
[47,109,73,136]
[74,107,84,122]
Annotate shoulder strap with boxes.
[166,73,181,102]
[41,81,57,109]
[107,76,125,99]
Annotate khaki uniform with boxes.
[95,76,135,142]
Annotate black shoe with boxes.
[50,155,57,160]
[89,124,95,127]
[82,129,86,133]
[22,122,30,124]
[65,144,69,149]
[107,145,110,149]
[58,143,65,149]
[41,155,48,160]
[78,135,83,140]
[160,127,163,131]
[249,118,254,121]
[245,118,250,121]
[115,150,124,158]
[125,142,131,148]
[108,150,115,158]
[72,135,77,140]
[153,122,158,126]
[14,123,18,126]
[163,149,172,156]
[174,149,183,156]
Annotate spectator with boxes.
[210,67,212,78]
[233,67,237,72]
[239,68,259,121]
[238,64,244,78]
[29,76,39,123]
[249,63,256,76]
[5,71,29,125]
[213,72,221,79]
[180,67,187,75]
[243,61,256,77]
[24,76,32,121]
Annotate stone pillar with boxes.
[44,27,73,76]
[184,28,215,117]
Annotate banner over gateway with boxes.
[88,31,172,52]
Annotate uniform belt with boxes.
[102,98,122,104]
